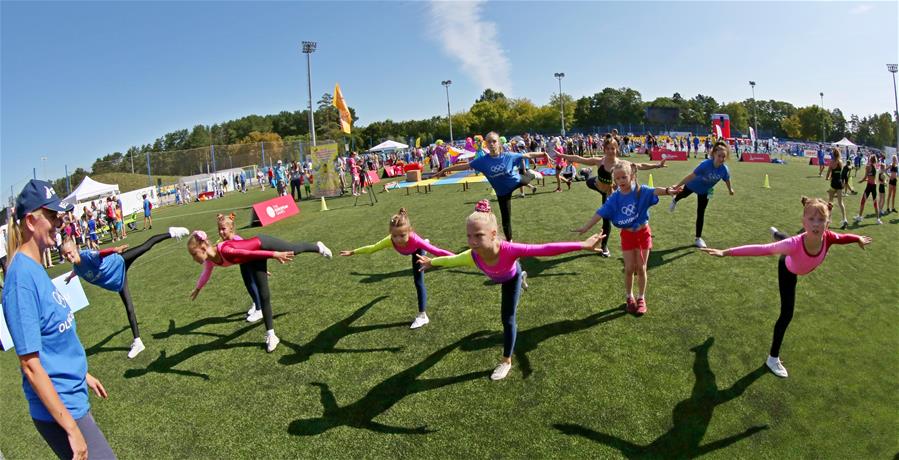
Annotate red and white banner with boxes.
[741,153,770,163]
[808,157,831,166]
[251,194,299,227]
[649,149,688,161]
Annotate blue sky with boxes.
[2,1,897,201]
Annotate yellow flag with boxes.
[415,137,421,148]
[333,83,352,134]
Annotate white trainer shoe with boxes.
[521,271,529,290]
[766,355,788,378]
[876,218,883,225]
[246,309,263,323]
[694,237,707,249]
[491,362,512,381]
[410,312,430,329]
[669,199,677,212]
[317,241,333,259]
[168,227,190,240]
[246,303,257,316]
[265,333,280,353]
[128,338,145,359]
[854,215,863,223]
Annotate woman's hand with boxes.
[582,233,606,251]
[416,254,433,271]
[700,248,727,257]
[857,235,873,249]
[85,373,108,399]
[658,159,667,168]
[339,250,355,257]
[67,428,88,460]
[274,251,294,264]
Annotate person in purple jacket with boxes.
[341,208,454,329]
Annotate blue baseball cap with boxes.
[15,179,74,220]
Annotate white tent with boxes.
[832,138,857,148]
[369,140,409,152]
[63,176,119,203]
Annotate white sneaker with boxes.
[410,312,430,329]
[599,248,611,258]
[128,338,145,359]
[265,333,280,353]
[876,218,883,225]
[491,362,512,381]
[246,303,257,316]
[317,241,333,259]
[246,309,263,323]
[520,271,529,290]
[669,199,677,212]
[854,215,863,223]
[766,355,788,378]
[768,227,780,240]
[694,237,707,249]
[168,227,190,240]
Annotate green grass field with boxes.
[2,158,897,459]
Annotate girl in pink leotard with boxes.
[701,197,872,378]
[340,208,455,329]
[417,200,604,381]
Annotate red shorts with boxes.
[620,225,652,251]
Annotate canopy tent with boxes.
[369,140,409,152]
[832,137,857,148]
[63,176,119,203]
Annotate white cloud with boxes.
[427,1,511,93]
[849,4,873,14]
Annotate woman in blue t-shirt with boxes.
[61,226,190,359]
[669,141,736,248]
[2,179,115,459]
[435,131,553,241]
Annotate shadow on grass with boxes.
[647,244,695,270]
[288,330,492,436]
[152,312,247,340]
[348,269,409,284]
[459,306,626,379]
[554,337,769,458]
[278,295,406,366]
[124,313,285,381]
[85,326,131,357]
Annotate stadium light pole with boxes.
[41,156,48,181]
[888,64,899,156]
[749,81,758,147]
[441,80,454,143]
[554,72,566,136]
[302,41,317,147]
[820,92,825,142]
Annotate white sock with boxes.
[636,294,645,300]
[266,329,275,337]
[625,292,634,300]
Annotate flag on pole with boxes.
[749,127,756,143]
[415,137,421,148]
[333,83,352,134]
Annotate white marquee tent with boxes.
[368,140,409,152]
[63,176,119,204]
[832,137,857,148]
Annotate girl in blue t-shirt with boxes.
[669,141,736,249]
[435,131,553,241]
[3,179,116,459]
[61,226,190,359]
[574,161,682,315]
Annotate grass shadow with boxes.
[125,313,286,380]
[84,326,131,357]
[554,337,769,458]
[288,330,492,436]
[348,269,409,284]
[278,295,407,366]
[152,312,247,340]
[459,306,626,378]
[647,244,695,270]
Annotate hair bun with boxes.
[474,199,492,213]
[192,230,208,242]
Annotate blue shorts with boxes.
[144,211,151,217]
[90,233,98,241]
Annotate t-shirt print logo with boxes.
[490,164,505,174]
[621,204,636,217]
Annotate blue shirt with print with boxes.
[597,184,659,231]
[2,253,89,422]
[74,250,125,292]
[143,198,151,215]
[469,152,524,196]
[686,159,730,195]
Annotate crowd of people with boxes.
[0,125,889,459]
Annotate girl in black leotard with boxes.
[854,154,883,225]
[886,156,897,213]
[558,134,665,257]
[825,149,848,229]
[840,161,854,196]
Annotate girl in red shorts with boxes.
[574,161,682,315]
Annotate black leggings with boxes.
[494,180,531,241]
[243,235,320,330]
[772,255,796,357]
[239,264,262,309]
[117,233,173,339]
[412,249,427,313]
[586,177,611,250]
[501,266,524,358]
[673,187,710,238]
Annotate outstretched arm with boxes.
[701,237,794,258]
[344,235,392,256]
[573,214,603,234]
[676,172,696,188]
[557,152,602,165]
[827,231,871,249]
[652,185,683,197]
[507,235,605,258]
[636,159,666,170]
[435,162,470,178]
[523,151,555,166]
[418,250,475,271]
